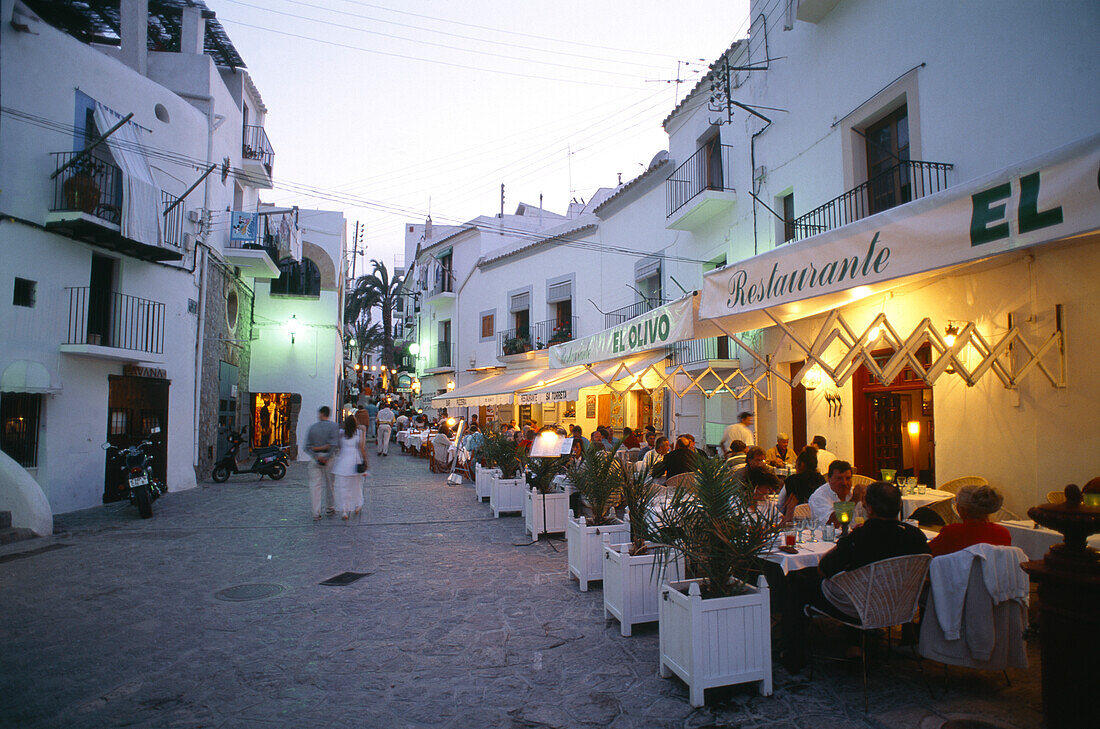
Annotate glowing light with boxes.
[348,338,357,348]
[944,323,959,347]
[408,343,420,355]
[354,363,361,370]
[446,380,456,391]
[866,324,882,342]
[907,420,920,436]
[536,380,545,387]
[802,364,824,391]
[286,315,299,344]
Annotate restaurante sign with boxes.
[700,133,1100,320]
[548,296,694,369]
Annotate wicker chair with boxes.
[851,474,875,488]
[939,476,989,495]
[429,439,454,474]
[911,498,961,527]
[806,553,933,711]
[792,503,812,520]
[1046,490,1066,504]
[663,472,696,492]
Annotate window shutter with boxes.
[509,292,530,313]
[547,280,572,303]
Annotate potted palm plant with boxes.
[648,455,781,705]
[482,431,525,517]
[565,443,630,591]
[523,453,569,537]
[602,462,683,636]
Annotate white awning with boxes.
[516,351,668,405]
[432,367,547,409]
[1,360,60,394]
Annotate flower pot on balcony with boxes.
[475,464,499,502]
[524,487,568,536]
[566,511,630,591]
[63,173,100,214]
[489,475,525,518]
[603,542,683,637]
[658,577,772,706]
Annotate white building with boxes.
[0,0,343,522]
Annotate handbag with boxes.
[356,463,367,474]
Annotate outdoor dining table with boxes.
[1000,519,1100,561]
[900,488,954,520]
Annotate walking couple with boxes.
[306,406,369,521]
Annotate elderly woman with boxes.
[928,483,1012,556]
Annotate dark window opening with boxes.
[271,257,321,297]
[782,192,795,243]
[14,278,36,308]
[865,105,911,214]
[1,392,43,468]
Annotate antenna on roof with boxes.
[499,183,505,219]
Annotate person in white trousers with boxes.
[376,403,395,456]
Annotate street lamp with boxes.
[287,314,299,344]
[409,342,420,355]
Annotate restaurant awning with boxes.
[431,367,547,409]
[699,132,1100,334]
[516,351,669,405]
[1,360,61,394]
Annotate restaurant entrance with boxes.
[852,347,934,483]
[103,373,168,502]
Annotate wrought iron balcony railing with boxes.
[428,269,455,297]
[242,125,274,173]
[498,317,578,357]
[666,144,735,218]
[50,151,123,224]
[162,191,183,248]
[65,287,164,354]
[786,159,953,242]
[672,336,734,365]
[604,299,669,329]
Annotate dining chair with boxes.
[429,440,453,473]
[663,472,695,493]
[1046,490,1066,504]
[851,474,875,488]
[805,553,933,711]
[939,476,989,495]
[792,503,812,520]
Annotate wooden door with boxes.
[597,394,611,428]
[788,361,807,455]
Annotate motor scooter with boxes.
[211,427,289,483]
[102,431,165,518]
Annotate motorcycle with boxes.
[211,427,289,483]
[102,434,165,519]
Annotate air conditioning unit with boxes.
[187,209,203,224]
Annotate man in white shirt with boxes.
[376,404,396,456]
[720,412,755,456]
[807,460,865,525]
[810,435,838,474]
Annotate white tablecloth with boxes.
[763,528,940,575]
[1001,519,1100,561]
[403,432,432,450]
[396,430,408,445]
[901,488,954,520]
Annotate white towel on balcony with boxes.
[94,103,162,249]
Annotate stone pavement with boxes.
[0,451,1044,729]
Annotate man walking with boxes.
[376,401,396,456]
[720,411,755,456]
[306,406,340,520]
[365,398,379,440]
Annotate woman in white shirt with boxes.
[332,416,367,520]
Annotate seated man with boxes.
[589,429,609,451]
[765,433,796,468]
[814,481,930,620]
[928,483,1012,556]
[808,460,865,525]
[653,435,698,478]
[621,426,642,449]
[638,431,657,456]
[736,446,781,498]
[809,435,838,474]
[726,439,748,469]
[640,435,670,473]
[570,425,589,451]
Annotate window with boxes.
[270,257,320,297]
[481,313,494,340]
[781,192,795,242]
[865,105,911,214]
[704,134,724,190]
[438,320,451,368]
[226,289,239,330]
[1,392,42,468]
[13,278,36,307]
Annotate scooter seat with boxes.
[253,446,283,456]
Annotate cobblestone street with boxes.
[1,452,1044,729]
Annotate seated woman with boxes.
[778,448,826,522]
[928,483,1011,556]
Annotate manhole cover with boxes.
[214,583,286,601]
[320,571,372,586]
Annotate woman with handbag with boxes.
[333,415,368,520]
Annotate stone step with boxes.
[0,527,37,546]
[0,511,11,529]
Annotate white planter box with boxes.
[658,577,773,706]
[603,543,684,637]
[475,465,500,502]
[525,489,568,536]
[489,475,525,518]
[566,511,630,591]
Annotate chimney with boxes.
[120,0,148,75]
[180,6,205,55]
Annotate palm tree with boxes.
[346,260,403,371]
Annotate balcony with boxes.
[425,342,453,373]
[666,144,736,230]
[162,191,184,250]
[786,159,953,243]
[60,287,165,362]
[224,234,281,279]
[671,337,740,373]
[498,317,578,359]
[426,268,455,302]
[604,299,669,329]
[241,125,275,188]
[45,152,183,262]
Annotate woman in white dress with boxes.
[332,415,367,520]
